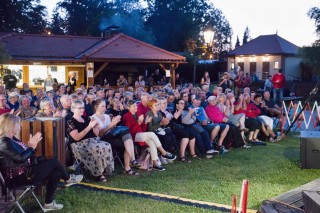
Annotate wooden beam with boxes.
[94,62,109,78]
[159,64,168,72]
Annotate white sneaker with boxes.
[159,156,168,164]
[65,174,83,187]
[44,200,64,212]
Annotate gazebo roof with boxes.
[228,34,300,56]
[0,33,185,63]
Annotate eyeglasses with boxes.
[76,107,85,110]
[183,95,188,97]
[178,102,185,105]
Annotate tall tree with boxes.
[242,26,250,45]
[235,35,240,48]
[50,8,66,35]
[56,0,141,36]
[0,0,47,33]
[299,6,320,75]
[144,0,232,51]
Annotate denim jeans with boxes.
[273,88,283,106]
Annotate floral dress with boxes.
[67,117,114,177]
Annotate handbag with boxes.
[109,126,130,137]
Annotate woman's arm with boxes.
[69,119,97,142]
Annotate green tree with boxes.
[235,35,240,48]
[144,0,232,51]
[242,26,250,45]
[50,8,66,35]
[0,0,47,33]
[299,6,320,75]
[56,0,141,36]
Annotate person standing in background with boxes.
[271,69,286,106]
[68,72,77,93]
[44,74,54,91]
[200,71,211,87]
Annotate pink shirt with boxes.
[205,105,226,123]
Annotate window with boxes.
[230,62,235,70]
[6,65,23,86]
[274,61,279,70]
[29,65,66,86]
[249,62,257,76]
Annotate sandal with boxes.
[130,160,141,168]
[124,168,139,176]
[97,175,107,182]
[191,154,201,160]
[249,139,267,146]
[180,157,191,163]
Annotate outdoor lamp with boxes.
[203,30,214,47]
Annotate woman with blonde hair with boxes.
[0,114,83,211]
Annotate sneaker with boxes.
[206,149,219,155]
[219,146,229,155]
[211,142,218,150]
[159,156,168,164]
[166,159,174,164]
[161,152,176,161]
[44,200,64,212]
[153,164,165,171]
[65,174,83,187]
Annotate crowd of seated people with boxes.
[0,78,286,184]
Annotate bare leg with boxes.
[217,125,229,146]
[180,138,189,158]
[210,125,220,142]
[123,150,131,171]
[253,129,260,140]
[124,139,135,162]
[189,138,196,155]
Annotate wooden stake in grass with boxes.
[239,180,249,213]
[231,194,237,213]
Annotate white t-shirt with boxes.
[91,114,111,130]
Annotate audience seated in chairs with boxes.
[122,100,176,171]
[91,99,139,176]
[0,113,83,211]
[160,98,196,162]
[146,98,178,164]
[66,100,114,182]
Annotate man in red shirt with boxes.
[271,69,286,106]
[234,70,245,98]
[137,92,151,117]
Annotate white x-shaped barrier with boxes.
[282,100,320,130]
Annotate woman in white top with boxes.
[91,99,139,176]
[200,71,210,86]
[135,75,145,88]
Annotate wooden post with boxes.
[171,65,176,89]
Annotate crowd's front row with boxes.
[0,88,285,211]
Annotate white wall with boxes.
[227,55,300,79]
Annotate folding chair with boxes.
[70,143,89,182]
[112,148,125,170]
[0,157,45,213]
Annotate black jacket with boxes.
[0,136,34,169]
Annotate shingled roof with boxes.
[228,34,300,56]
[0,33,185,63]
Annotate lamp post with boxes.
[192,29,215,84]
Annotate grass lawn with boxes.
[20,133,320,213]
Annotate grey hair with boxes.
[18,95,32,105]
[39,98,53,110]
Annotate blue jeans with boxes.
[273,88,283,106]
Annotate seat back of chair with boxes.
[19,118,66,166]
